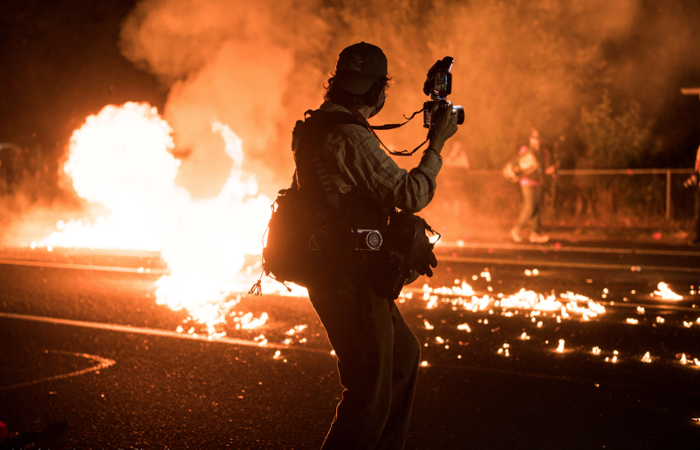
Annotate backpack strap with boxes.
[292,109,364,209]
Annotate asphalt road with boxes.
[0,240,699,449]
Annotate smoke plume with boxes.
[116,0,646,200]
[7,0,700,246]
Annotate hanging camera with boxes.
[355,229,383,251]
[423,57,465,129]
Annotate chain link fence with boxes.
[427,167,697,235]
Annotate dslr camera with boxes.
[423,57,465,129]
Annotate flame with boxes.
[409,281,605,323]
[33,102,277,336]
[556,339,565,353]
[457,323,471,332]
[497,343,510,357]
[653,282,683,301]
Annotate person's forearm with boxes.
[392,152,442,212]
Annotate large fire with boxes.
[32,102,278,336]
[29,102,611,339]
[33,102,695,358]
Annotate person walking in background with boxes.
[510,128,555,243]
[691,144,700,246]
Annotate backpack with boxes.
[262,187,350,287]
[261,110,360,287]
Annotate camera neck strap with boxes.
[351,107,429,157]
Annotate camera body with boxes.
[423,57,465,128]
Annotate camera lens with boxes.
[453,105,465,125]
[366,231,383,250]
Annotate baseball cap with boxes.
[334,42,388,95]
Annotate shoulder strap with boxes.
[292,110,364,209]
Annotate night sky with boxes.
[0,0,165,162]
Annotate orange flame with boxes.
[33,102,279,336]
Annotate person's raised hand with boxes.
[428,102,459,154]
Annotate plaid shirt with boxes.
[318,101,442,213]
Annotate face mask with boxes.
[368,91,386,118]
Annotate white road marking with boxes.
[439,241,700,257]
[0,258,169,275]
[0,350,115,391]
[0,312,327,354]
[438,255,700,273]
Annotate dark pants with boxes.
[514,184,543,233]
[307,275,421,450]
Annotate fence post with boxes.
[666,169,672,221]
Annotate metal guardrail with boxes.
[556,168,695,221]
[457,168,696,221]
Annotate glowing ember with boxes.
[653,282,683,301]
[286,325,308,335]
[497,343,510,357]
[605,350,620,363]
[457,323,472,332]
[32,102,274,336]
[239,312,269,330]
[253,334,268,346]
[556,339,565,353]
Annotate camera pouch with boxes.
[368,210,438,300]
